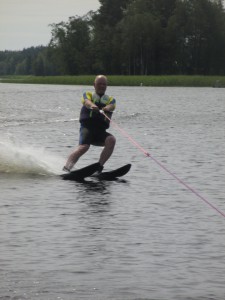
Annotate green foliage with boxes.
[1,75,225,87]
[48,16,92,74]
[0,0,225,76]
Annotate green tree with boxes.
[15,59,27,75]
[49,15,92,74]
[119,0,177,74]
[167,0,225,74]
[91,0,132,74]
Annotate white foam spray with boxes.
[0,139,65,176]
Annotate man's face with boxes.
[94,77,107,95]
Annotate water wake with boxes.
[0,140,64,176]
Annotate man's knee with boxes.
[78,144,90,155]
[106,135,116,147]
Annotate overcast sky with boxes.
[0,0,100,51]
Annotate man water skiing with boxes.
[63,75,116,173]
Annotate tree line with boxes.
[1,0,225,76]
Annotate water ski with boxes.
[60,162,100,181]
[93,164,131,180]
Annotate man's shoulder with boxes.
[83,91,93,99]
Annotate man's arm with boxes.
[103,103,115,112]
[83,98,99,112]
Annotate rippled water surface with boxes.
[0,83,225,300]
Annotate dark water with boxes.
[0,83,225,300]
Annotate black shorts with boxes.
[79,125,112,146]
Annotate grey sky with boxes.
[0,0,100,50]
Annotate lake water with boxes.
[0,83,225,300]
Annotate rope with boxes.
[100,110,225,218]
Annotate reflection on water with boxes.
[77,180,112,213]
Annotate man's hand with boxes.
[84,99,99,112]
[90,104,100,112]
[103,104,114,112]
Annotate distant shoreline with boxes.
[1,75,225,87]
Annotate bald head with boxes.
[94,75,108,84]
[94,75,108,96]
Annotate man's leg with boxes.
[64,144,90,171]
[99,135,116,166]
